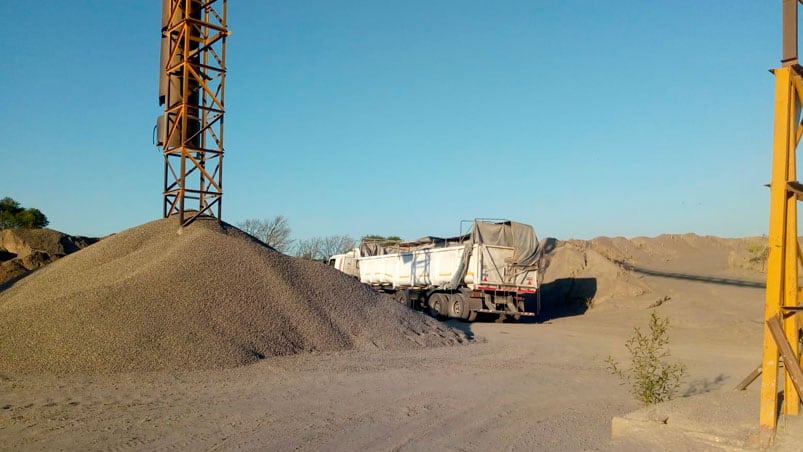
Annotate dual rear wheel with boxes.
[427,292,449,319]
[428,292,475,321]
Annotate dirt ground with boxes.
[1,233,801,451]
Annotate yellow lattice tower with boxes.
[759,0,803,445]
[157,0,228,225]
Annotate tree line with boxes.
[237,216,352,261]
[237,216,400,261]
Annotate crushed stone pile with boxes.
[0,217,466,375]
[0,228,97,286]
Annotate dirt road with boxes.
[0,289,768,450]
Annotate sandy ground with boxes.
[1,234,801,450]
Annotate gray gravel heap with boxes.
[0,217,466,375]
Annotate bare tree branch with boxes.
[295,237,324,260]
[320,235,356,260]
[237,216,293,253]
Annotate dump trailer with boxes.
[329,220,541,321]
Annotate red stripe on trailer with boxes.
[475,286,536,294]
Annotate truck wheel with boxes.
[449,295,466,319]
[393,290,408,307]
[466,310,478,322]
[428,293,448,320]
[448,294,470,320]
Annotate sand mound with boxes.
[0,217,466,375]
[539,234,765,306]
[0,228,97,286]
[0,228,96,257]
[540,239,650,305]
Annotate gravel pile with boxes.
[0,217,466,375]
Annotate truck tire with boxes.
[393,290,409,307]
[447,293,472,321]
[428,293,448,320]
[446,294,462,319]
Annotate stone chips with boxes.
[0,217,466,375]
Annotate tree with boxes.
[295,237,324,260]
[237,216,293,252]
[0,197,21,229]
[0,197,49,229]
[16,208,48,228]
[294,235,357,261]
[320,235,356,260]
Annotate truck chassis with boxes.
[380,287,535,322]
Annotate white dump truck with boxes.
[328,219,541,321]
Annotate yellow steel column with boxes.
[783,97,800,415]
[760,65,794,442]
[781,0,802,418]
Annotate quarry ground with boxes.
[1,231,802,450]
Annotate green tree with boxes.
[0,197,22,229]
[0,197,49,229]
[17,208,48,228]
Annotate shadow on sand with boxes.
[527,277,598,323]
[612,260,765,289]
[0,275,24,293]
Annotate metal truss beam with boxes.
[158,0,228,226]
[759,62,803,448]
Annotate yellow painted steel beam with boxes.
[760,65,795,444]
[783,120,800,415]
[768,316,803,401]
[792,74,803,104]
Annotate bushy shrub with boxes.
[746,240,769,271]
[606,310,686,405]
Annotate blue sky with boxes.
[0,1,782,241]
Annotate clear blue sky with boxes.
[0,1,782,241]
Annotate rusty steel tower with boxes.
[157,0,228,225]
